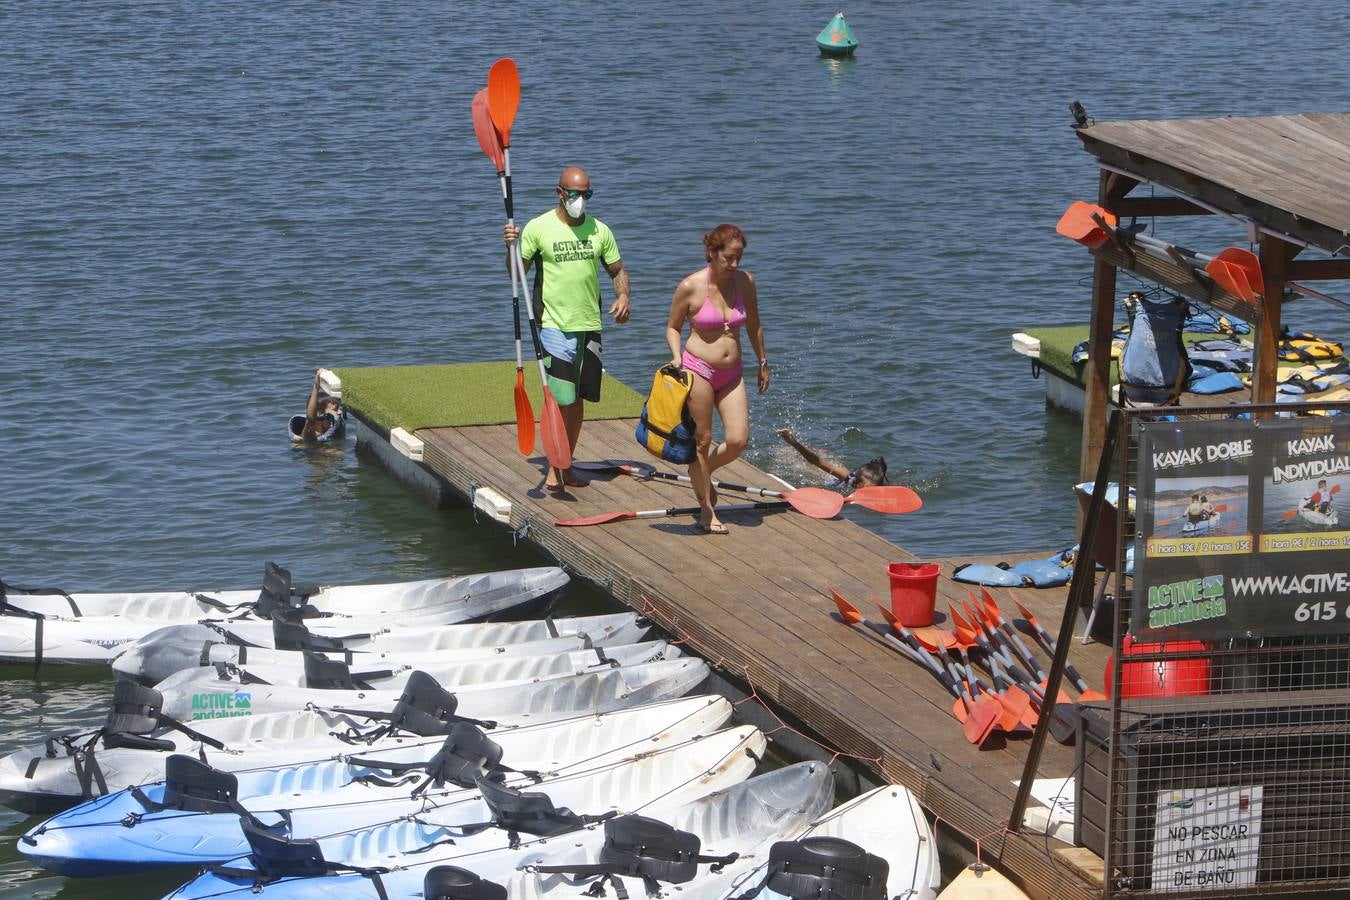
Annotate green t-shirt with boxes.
[519,210,621,332]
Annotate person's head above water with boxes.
[854,457,887,487]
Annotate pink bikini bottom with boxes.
[682,350,743,393]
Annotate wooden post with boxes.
[1252,235,1290,403]
[1078,171,1126,485]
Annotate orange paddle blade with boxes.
[470,89,503,171]
[947,604,979,648]
[784,487,845,519]
[486,58,520,145]
[844,485,922,514]
[1215,247,1263,294]
[967,695,1002,744]
[514,371,535,455]
[1280,508,1300,520]
[979,586,1004,622]
[539,390,572,471]
[1205,259,1254,303]
[829,587,864,626]
[909,624,957,651]
[1013,598,1038,629]
[1056,201,1117,249]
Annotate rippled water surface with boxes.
[5,1,1350,895]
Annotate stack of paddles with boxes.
[830,586,1104,748]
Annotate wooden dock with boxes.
[355,405,1112,900]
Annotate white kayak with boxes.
[156,656,710,722]
[1298,498,1340,526]
[164,729,785,899]
[112,612,651,685]
[736,783,942,900]
[1180,511,1220,533]
[0,671,727,815]
[177,640,681,693]
[18,696,737,876]
[0,566,572,667]
[1,563,567,624]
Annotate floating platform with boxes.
[332,361,1113,900]
[1012,325,1274,415]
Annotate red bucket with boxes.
[887,562,939,627]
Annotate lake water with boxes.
[4,1,1349,895]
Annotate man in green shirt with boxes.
[504,166,631,492]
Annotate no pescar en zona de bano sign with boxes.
[1132,418,1350,640]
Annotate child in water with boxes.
[776,428,887,490]
[289,369,347,442]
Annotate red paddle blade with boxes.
[514,372,535,455]
[1056,201,1117,249]
[486,58,520,145]
[1205,258,1256,304]
[1215,246,1263,298]
[471,89,504,171]
[909,625,956,651]
[843,485,922,514]
[828,587,864,625]
[784,487,845,519]
[947,604,977,645]
[979,586,1003,621]
[555,509,637,527]
[539,390,572,471]
[968,696,1002,744]
[1013,598,1038,629]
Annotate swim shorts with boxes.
[540,328,602,406]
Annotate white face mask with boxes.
[563,195,587,218]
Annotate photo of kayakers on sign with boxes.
[1151,475,1248,538]
[1262,476,1345,532]
[1256,421,1350,538]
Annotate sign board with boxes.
[1151,785,1263,892]
[1132,417,1350,639]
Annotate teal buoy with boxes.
[815,10,857,57]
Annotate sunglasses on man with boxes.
[558,187,594,200]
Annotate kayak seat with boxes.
[218,820,390,891]
[758,836,888,900]
[103,732,176,752]
[388,671,461,736]
[533,814,738,893]
[162,754,242,813]
[428,723,505,788]
[475,772,615,839]
[256,562,321,620]
[599,814,713,884]
[303,651,357,690]
[104,680,166,737]
[425,867,507,900]
[271,613,347,653]
[242,820,330,878]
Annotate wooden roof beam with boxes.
[1080,138,1350,256]
[1286,257,1350,281]
[1111,195,1212,218]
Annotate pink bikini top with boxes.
[692,267,747,333]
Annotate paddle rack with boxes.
[1014,402,1350,898]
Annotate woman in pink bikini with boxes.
[664,224,769,534]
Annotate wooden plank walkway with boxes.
[406,415,1112,900]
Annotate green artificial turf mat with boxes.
[332,361,645,435]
